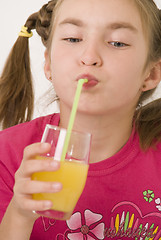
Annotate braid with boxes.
[28,0,58,47]
[0,1,58,129]
[36,1,54,46]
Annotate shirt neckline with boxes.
[49,113,140,176]
[88,127,140,176]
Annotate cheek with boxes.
[50,55,66,83]
[50,49,73,79]
[51,41,74,62]
[50,53,74,100]
[118,55,146,89]
[108,62,145,105]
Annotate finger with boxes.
[19,198,54,212]
[23,142,51,160]
[17,180,62,194]
[17,159,60,177]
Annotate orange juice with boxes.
[32,157,89,220]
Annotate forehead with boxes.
[55,0,143,31]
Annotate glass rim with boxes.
[44,124,92,138]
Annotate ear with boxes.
[142,60,161,92]
[44,50,51,80]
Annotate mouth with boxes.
[77,74,99,89]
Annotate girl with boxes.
[0,0,161,239]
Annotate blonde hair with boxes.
[0,0,161,150]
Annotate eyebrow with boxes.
[109,22,138,32]
[59,18,138,33]
[59,18,84,27]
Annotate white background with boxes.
[0,0,161,119]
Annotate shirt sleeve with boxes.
[0,114,57,223]
[0,139,18,223]
[0,125,27,223]
[0,159,14,222]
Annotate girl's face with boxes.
[45,0,157,117]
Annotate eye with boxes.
[63,38,82,43]
[108,41,128,48]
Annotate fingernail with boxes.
[52,182,62,191]
[41,143,50,150]
[50,161,59,168]
[44,201,53,209]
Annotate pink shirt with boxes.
[0,113,161,239]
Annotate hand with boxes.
[12,142,62,220]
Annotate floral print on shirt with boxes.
[41,188,161,239]
[65,210,105,239]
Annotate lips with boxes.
[77,74,99,89]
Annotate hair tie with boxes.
[19,26,33,38]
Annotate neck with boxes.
[59,107,134,163]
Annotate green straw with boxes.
[60,78,88,162]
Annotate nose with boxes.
[80,42,102,67]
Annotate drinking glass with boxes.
[32,124,91,220]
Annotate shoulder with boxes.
[128,130,161,169]
[0,113,60,168]
[141,140,161,169]
[152,140,161,157]
[0,113,60,143]
[0,113,60,172]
